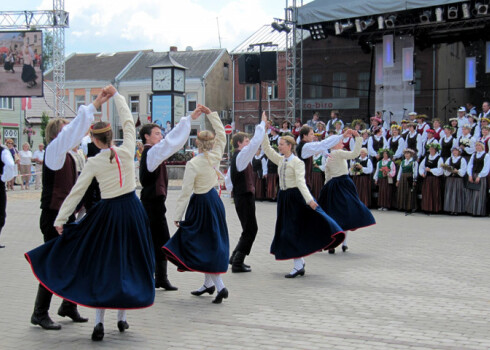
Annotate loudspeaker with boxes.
[260,52,277,81]
[238,54,260,84]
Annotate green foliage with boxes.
[42,30,53,71]
[40,112,50,145]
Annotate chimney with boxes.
[170,46,178,52]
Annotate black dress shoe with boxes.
[117,320,129,332]
[231,252,252,273]
[212,288,229,304]
[91,323,104,341]
[0,244,5,248]
[284,267,305,278]
[229,252,250,268]
[58,305,88,322]
[31,313,62,330]
[328,248,335,254]
[191,285,215,296]
[342,245,348,252]
[155,277,178,291]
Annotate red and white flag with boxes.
[22,97,32,111]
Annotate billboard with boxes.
[151,94,172,133]
[0,30,43,97]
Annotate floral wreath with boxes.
[377,148,394,157]
[425,142,442,151]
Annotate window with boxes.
[129,95,139,113]
[75,95,85,111]
[309,74,322,98]
[187,93,197,111]
[92,95,101,112]
[414,69,422,96]
[244,124,255,134]
[358,72,370,97]
[332,72,347,98]
[245,85,256,100]
[0,97,13,110]
[223,63,229,81]
[268,84,279,99]
[34,34,38,43]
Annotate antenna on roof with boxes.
[216,17,222,49]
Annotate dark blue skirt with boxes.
[163,189,229,274]
[25,191,155,309]
[21,64,37,82]
[318,175,376,231]
[271,188,345,260]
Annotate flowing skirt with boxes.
[318,175,376,231]
[311,171,325,199]
[163,189,229,273]
[465,178,487,216]
[21,64,37,82]
[444,177,466,213]
[421,176,442,213]
[271,188,345,260]
[377,177,393,209]
[266,173,278,200]
[352,174,371,207]
[396,173,416,211]
[25,191,155,309]
[253,173,265,200]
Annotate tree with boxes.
[42,30,54,71]
[40,112,50,145]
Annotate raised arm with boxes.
[110,92,135,154]
[236,113,267,171]
[335,137,362,160]
[203,109,225,164]
[301,135,342,159]
[261,134,282,166]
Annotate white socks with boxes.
[343,231,348,246]
[95,309,105,325]
[94,309,127,325]
[291,258,305,274]
[196,274,215,292]
[209,274,225,292]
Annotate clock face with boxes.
[152,68,171,91]
[173,69,185,92]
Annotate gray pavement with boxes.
[0,189,489,349]
[0,65,43,97]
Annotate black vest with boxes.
[230,150,254,195]
[406,133,418,152]
[388,137,400,155]
[252,156,263,177]
[41,153,77,210]
[296,141,312,187]
[472,153,485,176]
[449,157,462,177]
[140,146,168,201]
[372,136,383,152]
[440,136,453,159]
[426,155,440,176]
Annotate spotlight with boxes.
[361,19,375,31]
[462,3,471,18]
[355,19,362,33]
[271,21,291,33]
[435,7,444,22]
[335,22,341,35]
[420,11,431,23]
[308,24,326,40]
[377,16,384,29]
[475,3,488,15]
[385,15,396,28]
[340,21,354,32]
[448,6,458,19]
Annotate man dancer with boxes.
[0,137,16,248]
[139,106,202,290]
[229,112,267,273]
[296,125,315,190]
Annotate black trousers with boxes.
[233,192,258,256]
[142,197,170,262]
[33,209,76,316]
[0,182,6,237]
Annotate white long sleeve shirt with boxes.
[301,134,342,159]
[146,115,192,172]
[396,158,418,181]
[349,156,373,175]
[443,156,467,177]
[387,135,404,160]
[467,152,490,178]
[419,155,444,177]
[45,103,96,171]
[373,159,396,181]
[1,148,15,182]
[235,121,266,172]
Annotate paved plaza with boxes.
[0,189,489,349]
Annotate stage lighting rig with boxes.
[435,7,444,22]
[475,3,488,16]
[385,15,396,28]
[377,16,384,29]
[420,11,431,23]
[309,24,326,40]
[462,3,471,18]
[448,6,458,20]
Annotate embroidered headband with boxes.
[91,124,112,134]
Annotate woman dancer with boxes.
[465,141,490,216]
[443,147,467,215]
[396,149,418,215]
[163,105,230,304]
[419,143,444,214]
[311,151,326,199]
[25,86,155,341]
[21,44,37,88]
[318,131,376,254]
[374,149,396,211]
[261,133,345,277]
[350,147,373,208]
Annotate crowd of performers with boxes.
[20,86,377,343]
[253,108,490,217]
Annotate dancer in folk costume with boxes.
[252,148,267,201]
[139,106,202,292]
[440,125,457,161]
[264,153,279,201]
[405,123,424,160]
[163,106,230,304]
[368,126,386,164]
[296,125,315,189]
[416,114,430,143]
[443,147,467,215]
[419,143,444,214]
[432,118,443,140]
[261,133,345,277]
[349,147,373,208]
[396,149,418,215]
[374,149,396,211]
[465,141,490,216]
[456,125,476,162]
[478,125,490,153]
[26,86,155,341]
[317,131,376,254]
[386,125,404,164]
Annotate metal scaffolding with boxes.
[0,2,69,118]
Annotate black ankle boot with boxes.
[232,252,251,273]
[229,250,250,268]
[155,260,178,291]
[91,323,104,341]
[31,284,61,330]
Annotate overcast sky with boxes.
[3,0,311,54]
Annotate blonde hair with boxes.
[91,122,115,163]
[45,118,69,144]
[280,135,297,155]
[196,130,215,152]
[22,142,30,150]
